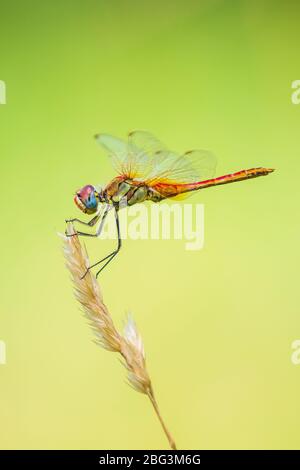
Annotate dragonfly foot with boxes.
[80,268,90,280]
[65,232,77,238]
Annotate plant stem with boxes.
[147,387,177,450]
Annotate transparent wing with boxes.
[94,133,131,176]
[128,130,181,182]
[167,148,217,183]
[128,130,167,156]
[95,130,169,179]
[128,130,217,184]
[95,130,217,184]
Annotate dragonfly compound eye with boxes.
[74,193,87,213]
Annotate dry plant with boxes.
[63,223,176,450]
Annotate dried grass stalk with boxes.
[63,223,176,450]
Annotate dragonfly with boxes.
[66,130,274,278]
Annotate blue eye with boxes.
[87,193,96,208]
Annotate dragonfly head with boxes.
[74,184,99,214]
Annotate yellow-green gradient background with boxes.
[0,0,299,449]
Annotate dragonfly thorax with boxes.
[101,177,164,208]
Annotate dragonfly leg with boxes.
[96,211,122,278]
[95,249,119,278]
[80,208,122,279]
[65,213,101,227]
[66,206,109,238]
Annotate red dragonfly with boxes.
[67,130,274,278]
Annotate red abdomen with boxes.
[152,167,274,199]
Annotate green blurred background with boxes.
[0,0,299,449]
